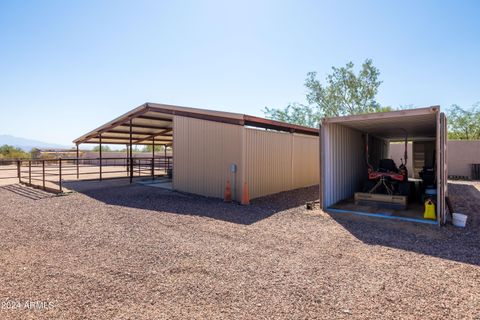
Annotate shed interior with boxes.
[322,107,442,224]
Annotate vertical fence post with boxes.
[152,137,155,179]
[125,144,129,177]
[59,158,63,193]
[99,135,103,181]
[129,119,133,183]
[28,160,31,185]
[17,160,21,183]
[151,157,155,179]
[164,144,167,175]
[76,144,79,180]
[129,120,133,183]
[42,160,45,190]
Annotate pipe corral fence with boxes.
[4,103,321,200]
[0,156,173,193]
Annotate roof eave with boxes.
[321,106,440,125]
[73,102,320,144]
[73,103,149,144]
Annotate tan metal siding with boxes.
[173,116,243,200]
[443,140,478,178]
[244,129,293,199]
[293,134,320,189]
[391,140,479,179]
[244,129,319,199]
[322,123,365,208]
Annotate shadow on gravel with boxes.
[64,179,319,225]
[0,184,55,200]
[326,182,480,266]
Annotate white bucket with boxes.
[452,213,468,228]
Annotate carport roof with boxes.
[321,106,440,141]
[73,102,319,145]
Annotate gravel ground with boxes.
[0,181,479,319]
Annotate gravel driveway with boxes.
[0,181,479,319]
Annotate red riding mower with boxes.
[364,132,409,196]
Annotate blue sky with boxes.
[0,0,479,146]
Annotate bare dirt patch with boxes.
[0,182,479,319]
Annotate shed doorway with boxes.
[320,107,448,225]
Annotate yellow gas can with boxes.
[423,199,436,220]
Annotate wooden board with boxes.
[354,192,407,209]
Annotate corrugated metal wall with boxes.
[293,134,320,189]
[244,129,319,199]
[173,116,243,200]
[391,140,480,179]
[322,123,365,208]
[173,117,319,201]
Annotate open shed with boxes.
[320,106,448,225]
[74,102,320,201]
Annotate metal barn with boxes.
[74,102,320,201]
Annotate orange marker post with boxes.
[224,179,232,202]
[241,181,250,205]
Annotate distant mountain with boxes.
[0,134,69,151]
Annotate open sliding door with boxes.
[437,113,448,224]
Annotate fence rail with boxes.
[0,159,20,182]
[1,157,173,193]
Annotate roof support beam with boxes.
[88,135,171,141]
[108,129,172,136]
[136,115,173,122]
[80,141,171,145]
[134,129,173,144]
[109,129,155,135]
[80,107,151,142]
[119,124,171,130]
[86,139,172,145]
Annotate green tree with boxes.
[264,59,383,126]
[92,145,112,152]
[30,147,41,159]
[132,146,141,153]
[378,106,394,112]
[0,145,31,159]
[142,145,166,153]
[447,103,480,140]
[305,59,382,116]
[263,103,319,128]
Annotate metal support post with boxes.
[99,134,103,181]
[129,120,133,183]
[76,144,79,179]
